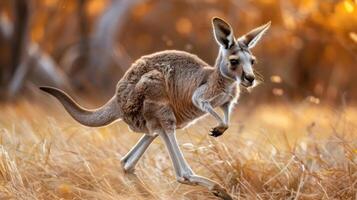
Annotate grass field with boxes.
[0,100,356,199]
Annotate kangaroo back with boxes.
[40,86,121,127]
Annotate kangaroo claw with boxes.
[209,125,228,137]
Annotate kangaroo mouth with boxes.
[240,71,253,88]
[241,81,252,88]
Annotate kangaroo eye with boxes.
[250,56,256,65]
[230,59,240,65]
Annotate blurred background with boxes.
[0,0,356,105]
[0,1,356,199]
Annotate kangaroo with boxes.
[40,17,270,200]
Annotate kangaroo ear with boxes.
[239,21,271,49]
[212,17,235,49]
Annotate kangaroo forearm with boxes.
[193,88,226,124]
[220,102,231,125]
[201,101,224,123]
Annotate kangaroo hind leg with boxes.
[121,134,157,173]
[120,98,167,173]
[146,101,233,200]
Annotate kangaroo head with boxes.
[212,17,270,87]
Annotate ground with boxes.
[0,100,356,199]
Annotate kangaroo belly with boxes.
[173,99,225,129]
[175,110,207,129]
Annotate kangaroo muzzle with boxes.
[241,71,255,87]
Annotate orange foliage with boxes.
[175,17,192,35]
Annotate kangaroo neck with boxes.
[207,67,236,92]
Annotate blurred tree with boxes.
[0,0,70,100]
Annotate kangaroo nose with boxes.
[244,74,255,83]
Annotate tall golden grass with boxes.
[0,101,356,199]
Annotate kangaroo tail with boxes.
[40,86,121,127]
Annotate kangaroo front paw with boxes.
[211,184,233,200]
[209,125,228,137]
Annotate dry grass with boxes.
[0,100,356,200]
